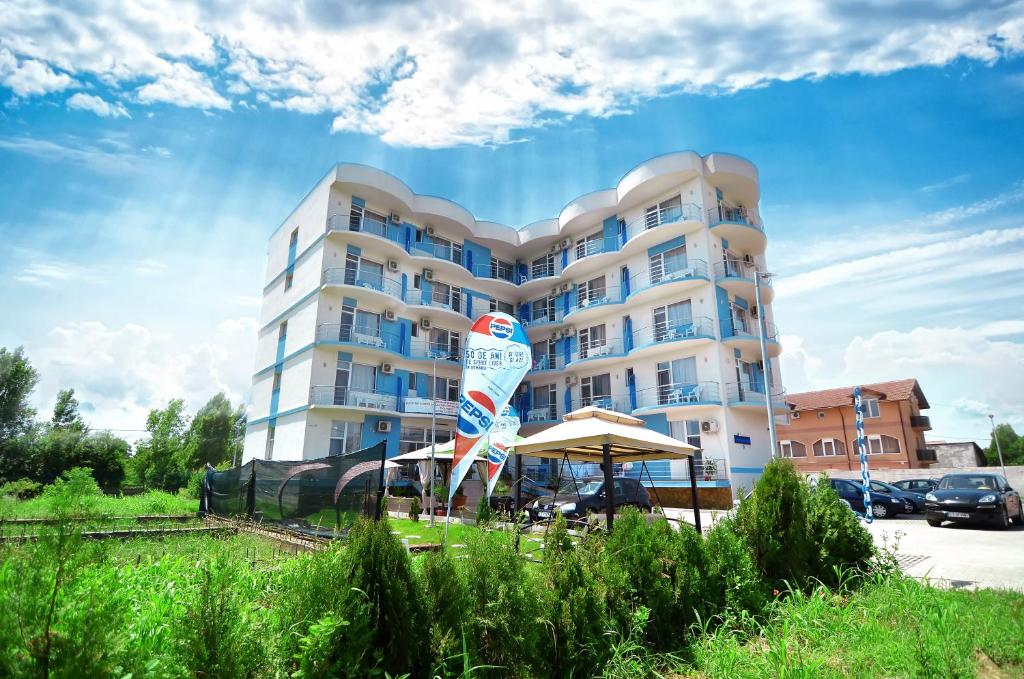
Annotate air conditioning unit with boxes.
[550,331,559,341]
[560,282,571,292]
[701,419,719,434]
[384,308,397,322]
[562,327,577,338]
[423,268,434,281]
[551,286,560,296]
[420,318,432,330]
[387,259,399,272]
[560,238,570,249]
[565,375,578,385]
[376,420,392,433]
[390,212,401,224]
[381,362,395,375]
[743,254,754,264]
[425,225,436,237]
[550,243,559,253]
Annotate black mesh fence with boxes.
[201,441,386,536]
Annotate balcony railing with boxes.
[470,263,516,283]
[310,385,399,411]
[321,268,404,300]
[707,204,763,232]
[571,395,628,412]
[408,338,461,361]
[530,354,565,372]
[525,307,566,327]
[570,336,625,363]
[631,317,715,350]
[627,457,729,483]
[327,213,397,243]
[567,284,623,314]
[910,415,932,429]
[629,258,708,295]
[917,448,938,462]
[633,382,721,410]
[408,289,464,314]
[409,239,463,264]
[572,236,617,262]
[522,403,558,423]
[725,382,786,405]
[315,323,403,352]
[727,318,778,340]
[529,263,559,281]
[621,202,704,241]
[713,258,757,280]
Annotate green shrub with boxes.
[0,478,42,500]
[292,613,374,679]
[184,468,206,499]
[806,476,875,587]
[409,495,421,521]
[703,517,766,618]
[735,458,812,588]
[419,548,474,675]
[475,495,495,526]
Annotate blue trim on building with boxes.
[730,466,765,474]
[647,235,686,258]
[248,405,309,426]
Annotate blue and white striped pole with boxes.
[853,386,872,523]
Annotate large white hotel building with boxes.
[242,151,786,496]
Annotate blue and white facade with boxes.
[242,151,786,494]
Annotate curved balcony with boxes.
[570,395,629,414]
[405,288,473,325]
[315,323,403,355]
[707,204,766,254]
[628,317,716,360]
[631,382,722,416]
[712,260,774,304]
[400,395,459,420]
[564,284,625,324]
[722,319,782,357]
[523,307,566,332]
[468,263,518,292]
[567,336,627,368]
[310,385,400,415]
[625,259,709,305]
[725,382,789,414]
[528,353,566,374]
[619,203,706,257]
[521,402,559,426]
[326,213,406,257]
[407,338,462,365]
[408,240,469,280]
[321,268,405,305]
[561,235,620,280]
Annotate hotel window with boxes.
[490,257,514,282]
[354,310,381,338]
[400,425,452,455]
[349,204,386,234]
[575,231,603,259]
[489,299,514,314]
[578,324,607,359]
[289,228,299,247]
[278,321,288,341]
[272,371,282,392]
[644,195,682,229]
[780,440,807,458]
[532,253,555,278]
[730,303,749,335]
[532,339,556,370]
[264,425,276,460]
[431,235,462,264]
[649,244,687,284]
[812,438,845,457]
[533,384,557,419]
[329,420,361,457]
[656,356,697,403]
[669,420,702,452]
[532,295,555,322]
[429,327,461,358]
[853,434,901,455]
[576,276,607,307]
[862,398,880,418]
[652,300,693,340]
[431,281,462,312]
[344,253,384,288]
[284,271,294,291]
[335,358,376,404]
[580,373,612,407]
[432,376,460,402]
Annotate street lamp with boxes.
[988,414,1007,479]
[754,270,778,458]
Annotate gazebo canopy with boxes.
[514,406,698,463]
[393,435,526,463]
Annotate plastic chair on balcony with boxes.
[527,408,548,422]
[353,332,385,349]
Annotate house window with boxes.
[649,244,687,284]
[400,425,452,455]
[329,420,361,457]
[489,299,514,314]
[862,398,880,418]
[284,271,294,291]
[578,324,607,359]
[576,276,607,307]
[532,339,556,370]
[533,384,557,419]
[431,281,462,312]
[652,300,693,340]
[575,231,603,259]
[644,195,682,229]
[580,373,611,408]
[669,420,702,451]
[780,440,807,458]
[656,357,698,403]
[532,296,555,322]
[854,434,901,455]
[531,254,555,278]
[813,438,845,457]
[490,257,514,282]
[429,327,461,358]
[264,425,276,460]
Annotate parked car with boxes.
[827,478,908,518]
[527,476,652,520]
[924,473,1024,529]
[869,479,924,513]
[892,478,938,494]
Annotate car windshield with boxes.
[938,475,999,490]
[558,479,603,496]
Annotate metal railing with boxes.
[713,258,757,280]
[725,382,786,404]
[529,263,559,281]
[408,338,460,361]
[315,323,403,352]
[631,317,715,349]
[707,204,763,232]
[567,284,622,314]
[573,236,616,261]
[321,268,404,300]
[633,382,721,409]
[327,213,397,242]
[525,307,565,327]
[522,403,558,423]
[530,354,565,372]
[410,240,462,264]
[727,317,778,339]
[310,385,399,411]
[621,202,704,241]
[470,263,516,283]
[571,395,627,412]
[629,258,708,294]
[570,336,625,363]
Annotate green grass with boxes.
[388,516,480,545]
[0,490,198,519]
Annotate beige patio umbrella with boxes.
[514,406,702,530]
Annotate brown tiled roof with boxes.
[787,378,928,412]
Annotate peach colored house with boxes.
[777,379,934,472]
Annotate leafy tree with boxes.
[182,393,245,470]
[986,423,1024,466]
[131,399,190,491]
[50,388,86,433]
[0,346,38,443]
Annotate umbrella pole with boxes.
[641,461,663,511]
[687,455,701,534]
[602,443,615,532]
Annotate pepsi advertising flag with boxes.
[450,313,530,506]
[485,404,520,497]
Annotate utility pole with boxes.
[429,348,450,527]
[754,270,778,458]
[989,414,1007,479]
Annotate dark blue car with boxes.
[828,478,908,519]
[869,479,924,513]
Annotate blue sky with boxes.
[1,1,1023,443]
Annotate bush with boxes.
[735,458,812,588]
[806,476,876,587]
[475,495,495,526]
[0,478,42,500]
[184,468,206,499]
[409,495,421,521]
[703,517,766,618]
[419,548,474,674]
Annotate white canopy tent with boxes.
[514,406,702,530]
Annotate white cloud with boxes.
[66,92,130,118]
[0,134,166,173]
[0,46,75,95]
[15,261,99,287]
[919,173,971,193]
[29,318,257,436]
[2,1,1024,146]
[135,62,230,110]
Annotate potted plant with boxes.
[409,495,421,522]
[434,485,449,515]
[702,458,717,481]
